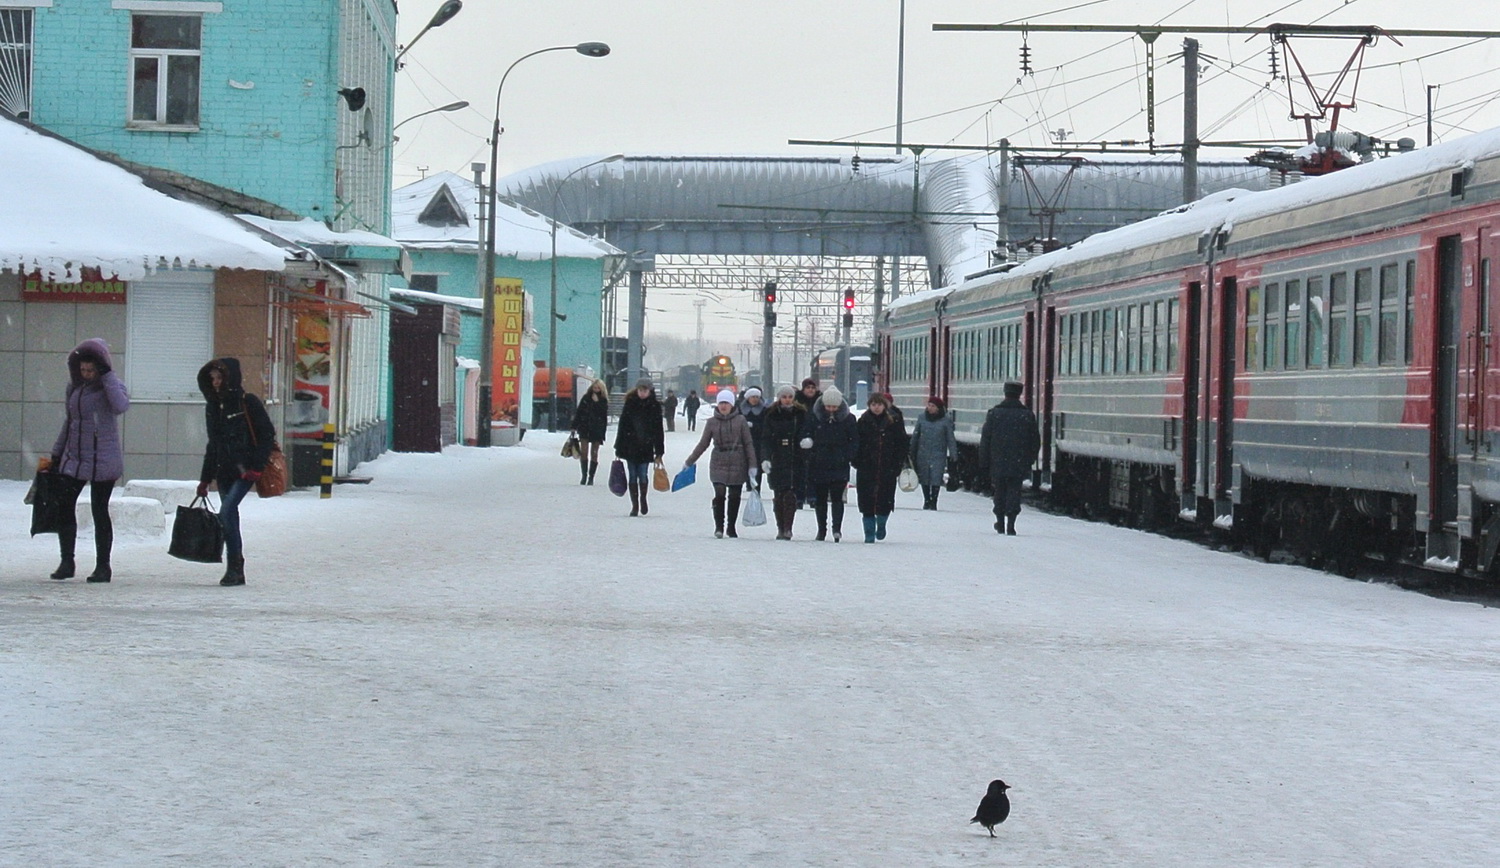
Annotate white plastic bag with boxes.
[898,463,919,493]
[741,489,767,526]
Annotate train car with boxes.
[881,126,1500,578]
[702,354,737,400]
[810,345,874,398]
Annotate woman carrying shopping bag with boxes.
[613,378,665,516]
[909,396,958,510]
[683,388,758,538]
[569,379,610,485]
[196,358,276,586]
[46,338,130,582]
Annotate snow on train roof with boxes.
[896,126,1500,308]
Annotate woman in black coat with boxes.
[854,392,911,543]
[569,378,610,485]
[613,378,665,516]
[805,386,858,542]
[760,385,810,540]
[196,357,276,586]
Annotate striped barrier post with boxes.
[320,423,335,499]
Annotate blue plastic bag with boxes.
[671,464,696,492]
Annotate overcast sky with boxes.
[392,0,1500,352]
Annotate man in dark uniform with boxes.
[663,389,679,432]
[979,381,1041,535]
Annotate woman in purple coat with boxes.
[48,338,130,582]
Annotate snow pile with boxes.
[0,116,287,282]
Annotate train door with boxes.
[1180,282,1203,513]
[1042,305,1057,478]
[1023,310,1037,408]
[1214,277,1238,504]
[927,327,939,400]
[1433,235,1463,534]
[939,324,953,405]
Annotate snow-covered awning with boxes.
[238,216,408,276]
[390,286,483,312]
[0,116,288,282]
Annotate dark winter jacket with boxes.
[910,410,957,487]
[683,393,701,417]
[740,399,768,453]
[614,390,665,464]
[806,402,858,485]
[198,357,277,486]
[570,392,610,443]
[760,402,809,491]
[855,408,911,483]
[684,406,758,485]
[663,394,679,419]
[793,387,822,416]
[979,397,1041,479]
[52,338,130,481]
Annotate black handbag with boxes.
[29,471,71,536]
[169,496,224,564]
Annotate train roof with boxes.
[893,125,1500,311]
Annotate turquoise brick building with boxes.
[3,0,403,471]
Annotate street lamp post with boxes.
[548,154,625,432]
[392,100,468,141]
[394,0,463,68]
[476,41,610,446]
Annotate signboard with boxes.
[492,277,524,425]
[21,269,127,304]
[291,281,333,440]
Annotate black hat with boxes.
[1003,381,1023,398]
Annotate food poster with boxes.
[291,282,333,440]
[492,277,524,426]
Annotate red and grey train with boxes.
[881,128,1500,577]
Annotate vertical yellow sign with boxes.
[493,277,524,424]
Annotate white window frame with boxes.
[126,271,215,402]
[123,6,217,130]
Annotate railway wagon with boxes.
[881,125,1500,577]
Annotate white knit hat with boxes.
[716,388,737,405]
[821,386,843,407]
[743,387,762,400]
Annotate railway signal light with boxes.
[763,280,777,305]
[842,287,855,330]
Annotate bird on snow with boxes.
[970,779,1011,837]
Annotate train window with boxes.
[1307,276,1326,366]
[1103,309,1117,374]
[1329,272,1350,366]
[1138,303,1151,373]
[1092,310,1104,373]
[1354,267,1375,365]
[1482,258,1493,334]
[1264,283,1282,371]
[1126,305,1139,372]
[1283,280,1302,369]
[1168,298,1180,372]
[1154,300,1167,371]
[1379,263,1401,364]
[1405,260,1416,364]
[1060,315,1071,375]
[1245,285,1262,371]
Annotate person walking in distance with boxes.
[979,381,1041,535]
[792,378,822,506]
[806,386,857,541]
[683,389,702,432]
[569,378,610,485]
[910,396,957,510]
[47,338,130,582]
[854,392,911,543]
[662,389,679,433]
[684,388,758,538]
[613,378,665,516]
[197,358,276,585]
[761,385,809,540]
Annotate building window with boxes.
[0,7,31,119]
[129,14,201,128]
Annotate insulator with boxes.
[1020,43,1033,76]
[1267,45,1280,80]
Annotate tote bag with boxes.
[561,434,580,459]
[168,497,224,564]
[29,471,70,536]
[741,489,767,527]
[652,461,671,493]
[608,459,628,496]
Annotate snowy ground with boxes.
[3,425,1499,866]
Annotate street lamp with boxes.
[392,100,468,141]
[477,41,611,446]
[548,154,624,432]
[394,0,463,68]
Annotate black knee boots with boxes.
[221,556,245,586]
[51,528,76,580]
[629,480,640,516]
[587,460,598,485]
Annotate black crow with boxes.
[970,779,1011,837]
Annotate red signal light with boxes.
[842,288,856,311]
